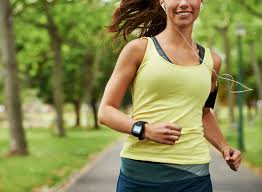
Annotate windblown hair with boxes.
[107,0,167,41]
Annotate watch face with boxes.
[133,124,142,134]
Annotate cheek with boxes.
[191,4,201,20]
[167,2,176,11]
[194,2,202,12]
[193,10,200,19]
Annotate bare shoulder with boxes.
[98,38,148,110]
[210,49,222,74]
[122,38,148,66]
[126,37,148,50]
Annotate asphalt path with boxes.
[62,140,262,192]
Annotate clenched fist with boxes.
[222,145,242,171]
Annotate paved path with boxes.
[63,140,262,192]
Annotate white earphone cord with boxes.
[174,27,253,94]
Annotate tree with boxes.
[0,0,27,155]
[16,0,66,136]
[14,0,118,129]
[43,1,65,136]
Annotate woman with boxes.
[98,0,242,191]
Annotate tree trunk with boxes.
[220,26,235,128]
[249,40,262,123]
[91,96,99,129]
[82,35,102,129]
[90,46,103,129]
[81,53,93,128]
[249,40,262,100]
[44,2,65,136]
[73,101,81,127]
[0,0,28,155]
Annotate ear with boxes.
[161,3,166,11]
[160,1,166,11]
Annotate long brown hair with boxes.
[107,0,166,41]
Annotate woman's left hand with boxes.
[221,146,242,171]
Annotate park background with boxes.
[0,0,261,191]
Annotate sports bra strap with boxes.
[150,36,205,64]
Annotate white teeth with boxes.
[177,12,191,16]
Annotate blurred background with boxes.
[0,0,261,192]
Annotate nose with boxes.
[179,0,189,9]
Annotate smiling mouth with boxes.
[175,12,192,16]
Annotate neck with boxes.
[159,24,195,50]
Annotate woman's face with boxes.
[160,0,202,28]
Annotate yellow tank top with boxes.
[120,37,213,164]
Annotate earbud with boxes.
[161,3,166,11]
[200,3,203,9]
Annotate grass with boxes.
[0,126,122,192]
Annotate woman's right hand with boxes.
[144,122,182,145]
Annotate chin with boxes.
[173,21,194,28]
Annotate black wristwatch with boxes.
[131,121,148,140]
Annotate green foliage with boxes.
[1,0,260,109]
[195,0,262,101]
[14,0,118,106]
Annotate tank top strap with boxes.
[204,48,215,74]
[140,36,148,40]
[136,37,156,74]
[140,36,153,48]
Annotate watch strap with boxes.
[131,121,148,140]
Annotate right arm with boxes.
[97,38,181,145]
[97,38,145,135]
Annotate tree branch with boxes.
[239,0,262,18]
[19,15,48,29]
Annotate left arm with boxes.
[202,108,228,153]
[202,50,242,171]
